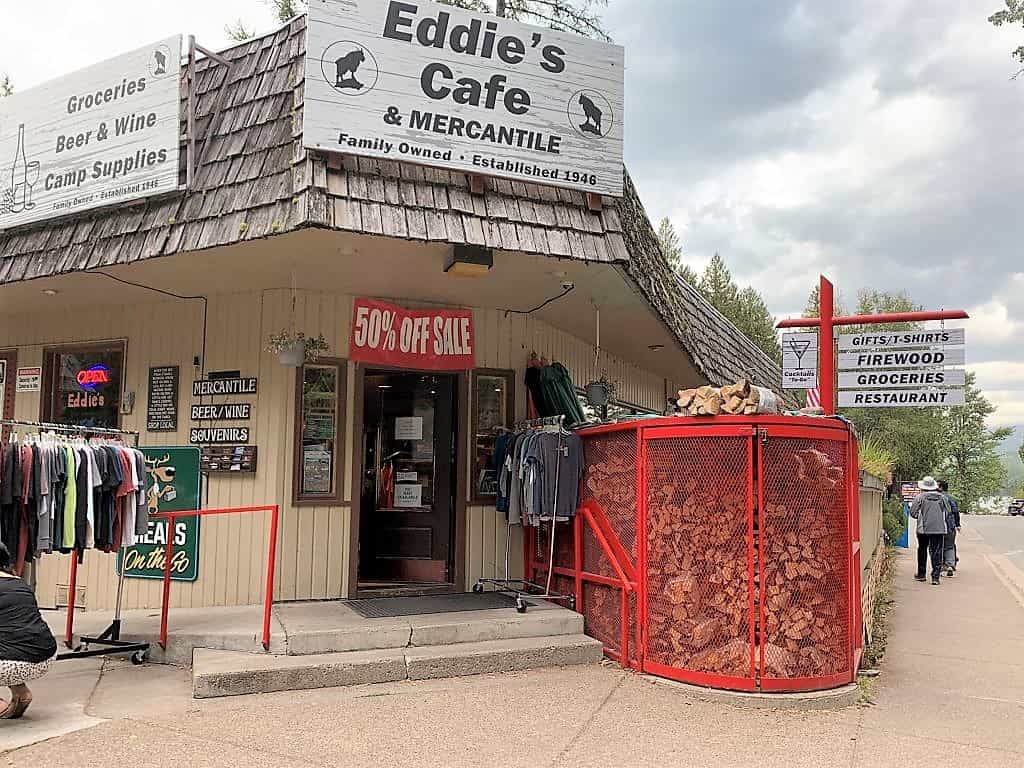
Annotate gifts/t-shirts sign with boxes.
[305,0,625,196]
[350,298,475,370]
[0,37,181,231]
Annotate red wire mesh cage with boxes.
[566,416,859,693]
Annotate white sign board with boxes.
[305,0,625,196]
[395,416,424,441]
[394,483,424,508]
[781,332,818,390]
[837,348,965,370]
[837,328,965,350]
[0,37,182,231]
[838,389,966,408]
[838,369,966,389]
[16,366,41,392]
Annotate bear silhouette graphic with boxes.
[578,93,603,136]
[334,49,366,90]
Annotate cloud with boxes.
[608,0,1024,424]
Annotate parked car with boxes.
[1009,500,1024,516]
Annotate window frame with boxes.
[41,339,127,428]
[293,357,347,506]
[470,368,516,506]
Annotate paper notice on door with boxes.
[394,483,423,508]
[396,471,418,482]
[395,416,423,441]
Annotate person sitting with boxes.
[0,542,58,719]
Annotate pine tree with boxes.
[442,0,609,39]
[941,372,1012,512]
[989,1,1024,77]
[699,253,740,318]
[0,76,12,97]
[656,217,699,286]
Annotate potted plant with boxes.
[266,331,330,367]
[584,374,617,408]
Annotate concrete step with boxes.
[192,634,603,699]
[276,602,586,656]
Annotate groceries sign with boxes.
[305,0,625,196]
[0,37,182,231]
[350,297,474,370]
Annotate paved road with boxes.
[967,514,1024,572]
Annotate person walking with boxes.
[910,476,950,585]
[0,542,57,719]
[939,479,961,577]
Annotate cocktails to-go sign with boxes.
[0,37,182,231]
[118,447,201,582]
[305,0,625,196]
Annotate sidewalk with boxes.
[4,525,1024,766]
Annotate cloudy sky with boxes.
[2,0,1022,433]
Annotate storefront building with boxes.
[0,12,782,613]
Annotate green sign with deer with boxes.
[117,447,202,582]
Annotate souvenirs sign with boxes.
[118,447,201,582]
[350,297,475,370]
[305,0,625,196]
[0,37,182,231]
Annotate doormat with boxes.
[342,592,531,619]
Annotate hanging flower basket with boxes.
[266,331,330,367]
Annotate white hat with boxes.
[918,476,938,491]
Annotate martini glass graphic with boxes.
[787,338,812,367]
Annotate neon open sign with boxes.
[77,364,111,390]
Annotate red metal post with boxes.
[819,276,836,415]
[159,514,176,650]
[64,554,78,648]
[262,505,279,651]
[573,513,583,613]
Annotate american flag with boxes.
[806,388,821,408]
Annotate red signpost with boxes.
[777,275,970,415]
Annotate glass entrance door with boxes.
[359,371,457,587]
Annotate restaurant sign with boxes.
[305,0,625,196]
[118,447,201,582]
[0,37,182,231]
[350,297,474,370]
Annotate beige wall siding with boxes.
[1,288,667,611]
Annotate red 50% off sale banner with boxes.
[349,298,475,370]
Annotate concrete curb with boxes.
[641,675,861,710]
[985,553,1024,608]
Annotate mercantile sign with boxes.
[0,37,182,231]
[305,0,625,196]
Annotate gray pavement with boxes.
[3,525,1024,766]
[968,513,1024,572]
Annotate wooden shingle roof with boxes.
[0,16,783,393]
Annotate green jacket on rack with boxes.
[539,363,586,427]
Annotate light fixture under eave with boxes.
[648,344,665,352]
[42,288,59,296]
[444,244,493,277]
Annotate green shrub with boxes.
[882,496,906,543]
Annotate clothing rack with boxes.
[0,419,150,665]
[473,415,576,613]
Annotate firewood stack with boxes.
[759,446,848,680]
[676,379,778,416]
[644,455,754,678]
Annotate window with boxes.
[42,342,125,428]
[294,359,346,504]
[472,369,515,505]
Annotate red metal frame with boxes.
[777,274,969,415]
[565,416,861,693]
[154,505,280,651]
